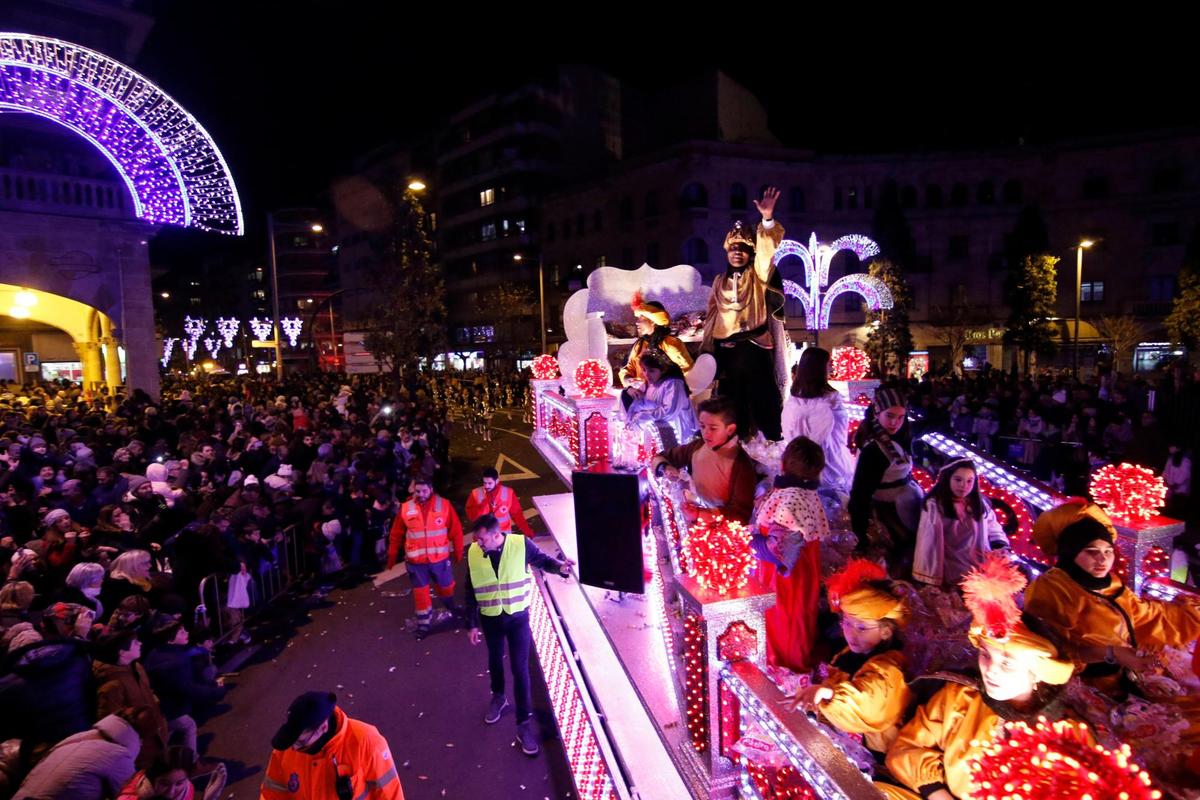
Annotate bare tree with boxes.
[1095,314,1144,375]
[928,285,982,376]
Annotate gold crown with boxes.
[723,221,755,252]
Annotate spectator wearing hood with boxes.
[11,712,143,800]
[145,463,184,507]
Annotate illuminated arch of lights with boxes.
[0,32,243,234]
[775,233,892,329]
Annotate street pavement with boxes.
[198,410,577,799]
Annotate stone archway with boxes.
[0,284,121,394]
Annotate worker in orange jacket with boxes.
[386,476,464,638]
[261,691,403,800]
[464,467,534,536]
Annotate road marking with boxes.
[489,426,530,440]
[494,453,539,482]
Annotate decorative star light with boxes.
[215,318,239,348]
[160,337,178,368]
[249,317,273,340]
[182,316,207,341]
[281,317,303,347]
[202,336,220,359]
[0,33,243,234]
[774,233,892,329]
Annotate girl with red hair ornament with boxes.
[1024,500,1200,743]
[882,555,1080,800]
[791,559,914,762]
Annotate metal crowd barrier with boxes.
[194,524,303,643]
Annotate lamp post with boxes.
[267,213,324,381]
[1074,239,1095,379]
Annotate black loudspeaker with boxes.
[572,462,647,594]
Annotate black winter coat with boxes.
[0,638,94,745]
[142,643,225,719]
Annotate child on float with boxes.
[912,458,1010,589]
[882,555,1079,800]
[1025,499,1200,729]
[849,387,923,570]
[750,436,829,673]
[623,349,699,449]
[791,559,913,762]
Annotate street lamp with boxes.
[1074,239,1096,379]
[268,212,325,381]
[407,179,426,192]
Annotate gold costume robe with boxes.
[883,682,1085,800]
[1025,566,1200,741]
[618,335,693,387]
[700,221,786,350]
[1025,567,1200,659]
[816,647,913,755]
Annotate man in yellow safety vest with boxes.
[465,514,572,756]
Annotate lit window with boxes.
[481,223,497,241]
[480,188,495,207]
[1081,281,1104,302]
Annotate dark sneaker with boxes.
[414,624,430,641]
[484,694,509,724]
[516,719,540,756]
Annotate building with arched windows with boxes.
[539,131,1200,372]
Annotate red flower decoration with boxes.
[573,359,612,399]
[969,719,1161,800]
[1090,463,1167,522]
[683,515,754,595]
[531,354,559,380]
[830,346,871,381]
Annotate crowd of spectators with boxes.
[902,362,1197,515]
[0,368,525,799]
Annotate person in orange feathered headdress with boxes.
[618,291,693,392]
[791,559,913,760]
[883,554,1080,800]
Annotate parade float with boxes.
[522,251,1195,800]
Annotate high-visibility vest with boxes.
[468,534,531,617]
[261,706,404,800]
[400,497,450,563]
[470,485,515,531]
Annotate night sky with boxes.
[9,3,1193,263]
[127,10,1196,225]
